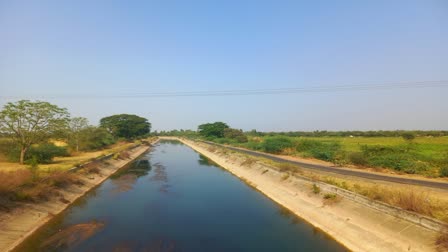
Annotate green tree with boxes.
[77,126,115,150]
[223,128,248,143]
[0,100,69,164]
[100,114,150,139]
[68,117,89,152]
[198,122,229,138]
[402,132,416,142]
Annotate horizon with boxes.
[1,1,447,131]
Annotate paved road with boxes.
[200,140,448,191]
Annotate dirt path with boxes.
[178,138,441,252]
[0,144,151,252]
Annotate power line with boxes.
[1,80,447,99]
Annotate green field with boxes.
[222,136,448,177]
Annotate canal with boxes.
[14,140,346,251]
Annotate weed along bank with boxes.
[0,141,154,252]
[177,138,444,252]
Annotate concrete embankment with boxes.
[0,141,154,252]
[176,138,440,252]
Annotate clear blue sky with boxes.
[1,0,447,131]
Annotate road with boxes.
[200,140,448,191]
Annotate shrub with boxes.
[360,145,430,174]
[223,128,248,143]
[276,163,300,173]
[262,137,294,154]
[0,170,32,196]
[323,193,340,205]
[7,143,69,164]
[436,230,448,251]
[28,144,69,164]
[27,157,40,181]
[440,167,448,177]
[296,139,342,162]
[393,190,432,216]
[246,141,262,151]
[16,183,55,201]
[348,152,368,166]
[402,132,416,141]
[312,184,321,194]
[323,193,337,199]
[241,157,256,167]
[47,172,82,188]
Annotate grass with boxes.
[232,136,448,177]
[200,141,448,221]
[0,169,85,210]
[318,175,448,220]
[312,184,321,194]
[0,141,135,173]
[0,138,148,211]
[322,193,340,205]
[241,157,257,167]
[437,230,448,251]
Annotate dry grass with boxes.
[0,170,33,210]
[275,162,303,174]
[437,230,448,251]
[258,156,448,221]
[323,193,341,205]
[0,170,32,195]
[241,157,257,167]
[207,146,217,152]
[281,174,290,181]
[0,141,134,172]
[47,171,83,189]
[118,151,131,159]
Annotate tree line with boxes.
[0,100,151,164]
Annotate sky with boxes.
[0,0,447,131]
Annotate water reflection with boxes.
[111,159,152,193]
[14,141,347,252]
[197,154,217,166]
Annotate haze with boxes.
[1,0,447,131]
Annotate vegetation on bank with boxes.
[0,100,153,211]
[0,100,151,166]
[204,143,448,223]
[156,125,448,177]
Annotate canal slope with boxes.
[0,143,153,252]
[13,139,347,251]
[177,138,440,252]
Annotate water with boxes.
[14,140,347,251]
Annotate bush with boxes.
[245,141,263,151]
[312,184,321,194]
[28,144,69,164]
[7,143,69,164]
[0,170,32,196]
[360,145,430,174]
[261,137,294,154]
[348,152,368,166]
[223,128,248,143]
[47,172,82,188]
[440,167,448,177]
[296,140,342,162]
[76,127,116,151]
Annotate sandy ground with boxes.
[0,144,152,252]
[178,138,441,252]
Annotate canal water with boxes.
[14,140,347,251]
